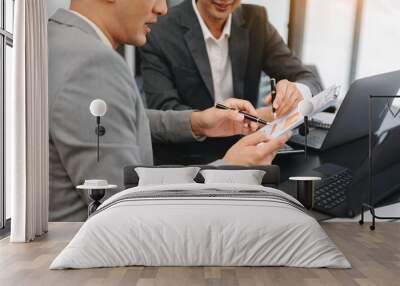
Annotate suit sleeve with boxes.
[50,52,147,201]
[260,8,323,95]
[139,34,193,111]
[146,109,196,143]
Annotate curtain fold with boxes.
[8,0,49,242]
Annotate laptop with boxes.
[290,70,400,150]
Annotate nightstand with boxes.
[77,180,117,216]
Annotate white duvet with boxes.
[50,183,351,269]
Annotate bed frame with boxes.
[123,165,280,189]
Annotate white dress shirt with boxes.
[191,0,312,103]
[192,0,234,104]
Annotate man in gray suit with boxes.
[48,0,290,221]
[140,0,323,164]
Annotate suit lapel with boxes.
[180,0,214,101]
[184,30,215,100]
[229,8,249,100]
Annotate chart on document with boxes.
[261,86,340,138]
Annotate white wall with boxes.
[47,0,70,17]
[301,0,357,96]
[356,0,400,79]
[302,0,400,97]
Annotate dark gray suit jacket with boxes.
[48,9,196,222]
[139,0,323,164]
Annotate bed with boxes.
[50,165,350,269]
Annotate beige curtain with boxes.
[7,0,49,242]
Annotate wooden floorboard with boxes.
[0,222,399,286]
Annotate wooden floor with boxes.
[0,222,399,286]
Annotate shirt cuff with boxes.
[295,82,313,100]
[190,110,207,142]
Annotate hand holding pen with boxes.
[263,78,305,118]
[216,103,271,126]
[191,98,261,138]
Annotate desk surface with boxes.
[277,137,369,187]
[276,136,400,220]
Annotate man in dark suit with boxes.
[140,0,323,164]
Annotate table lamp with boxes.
[89,99,107,162]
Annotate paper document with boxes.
[312,112,335,125]
[260,86,339,138]
[309,112,336,129]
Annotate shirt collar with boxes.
[192,0,232,41]
[68,10,113,49]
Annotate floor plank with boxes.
[0,222,399,286]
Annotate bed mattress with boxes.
[50,183,351,269]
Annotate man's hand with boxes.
[223,131,291,166]
[256,106,274,123]
[264,79,303,118]
[190,98,259,138]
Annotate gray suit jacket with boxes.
[139,0,323,164]
[48,9,196,222]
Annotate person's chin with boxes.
[211,9,231,20]
[130,35,147,47]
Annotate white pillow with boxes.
[135,167,201,186]
[200,169,266,185]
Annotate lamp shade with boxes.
[90,99,107,117]
[298,100,314,117]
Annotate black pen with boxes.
[270,78,277,113]
[215,103,270,126]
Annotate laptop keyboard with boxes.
[314,169,353,211]
[290,130,327,149]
